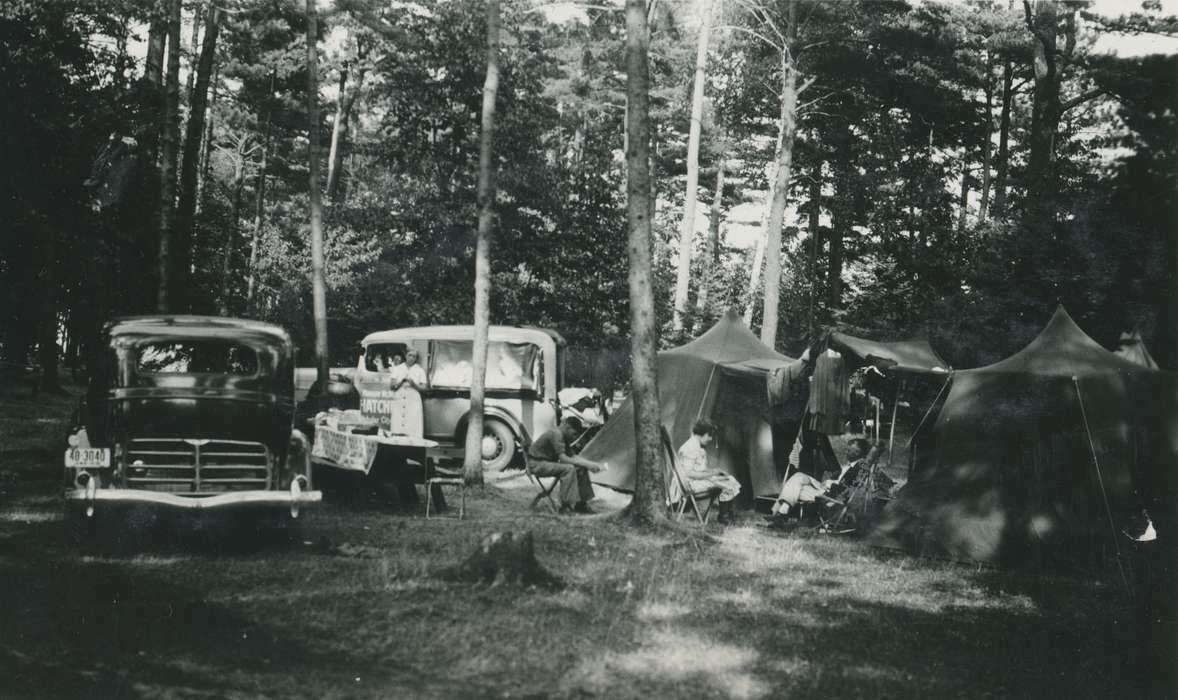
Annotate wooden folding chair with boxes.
[660,427,721,525]
[818,448,886,534]
[520,433,561,513]
[424,456,466,520]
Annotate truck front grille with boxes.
[125,439,271,493]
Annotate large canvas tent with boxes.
[873,307,1178,569]
[828,332,951,375]
[580,310,794,498]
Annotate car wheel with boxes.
[480,420,516,472]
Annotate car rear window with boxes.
[137,340,259,375]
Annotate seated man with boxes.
[527,416,607,515]
[827,438,887,499]
[674,419,741,524]
[766,438,880,524]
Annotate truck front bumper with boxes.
[65,481,321,517]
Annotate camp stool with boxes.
[424,457,466,520]
[660,427,720,526]
[520,433,561,513]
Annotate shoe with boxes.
[558,504,574,515]
[573,502,596,515]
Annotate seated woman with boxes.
[766,438,880,525]
[674,419,741,524]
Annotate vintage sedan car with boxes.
[63,316,321,524]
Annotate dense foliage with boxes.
[1,0,1174,388]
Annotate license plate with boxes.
[65,447,111,468]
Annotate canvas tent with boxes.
[580,310,795,498]
[828,332,951,375]
[873,306,1178,569]
[822,331,951,470]
[1115,330,1160,370]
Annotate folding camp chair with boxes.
[818,448,887,534]
[661,427,722,525]
[424,457,466,520]
[520,433,561,513]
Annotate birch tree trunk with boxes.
[185,1,203,100]
[246,70,276,310]
[742,81,790,329]
[327,43,368,204]
[991,56,1013,217]
[759,1,798,350]
[196,59,219,217]
[156,0,181,312]
[306,0,329,384]
[623,0,666,526]
[741,231,765,327]
[695,158,724,315]
[979,51,993,220]
[174,3,220,312]
[326,64,349,202]
[219,157,246,316]
[958,155,970,233]
[806,170,821,336]
[672,0,713,334]
[464,0,500,486]
[827,133,849,313]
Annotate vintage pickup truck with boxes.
[63,316,322,527]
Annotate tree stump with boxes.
[437,531,563,589]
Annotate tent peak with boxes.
[974,306,1144,377]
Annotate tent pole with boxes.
[696,364,717,421]
[1072,376,1130,595]
[874,398,880,442]
[906,372,951,448]
[887,380,901,470]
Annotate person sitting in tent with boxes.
[673,419,741,524]
[765,438,880,525]
[527,416,608,515]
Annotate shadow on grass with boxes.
[0,516,437,699]
[559,531,1153,700]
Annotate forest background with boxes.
[1,0,1175,392]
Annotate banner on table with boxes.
[312,426,381,474]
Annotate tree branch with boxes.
[717,24,783,51]
[1061,87,1106,112]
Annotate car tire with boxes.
[480,420,517,472]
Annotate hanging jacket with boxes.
[806,349,849,435]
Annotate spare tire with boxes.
[479,419,516,472]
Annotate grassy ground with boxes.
[0,386,1150,699]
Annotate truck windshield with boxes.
[137,340,259,375]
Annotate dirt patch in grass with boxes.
[0,388,1154,699]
